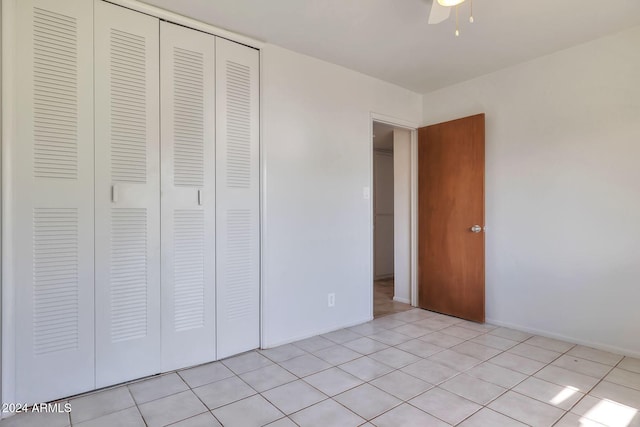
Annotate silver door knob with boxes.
[470,225,483,233]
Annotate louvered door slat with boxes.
[94,0,160,388]
[160,21,216,371]
[215,38,260,359]
[12,0,95,404]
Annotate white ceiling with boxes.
[142,0,640,93]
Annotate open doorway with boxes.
[372,121,414,318]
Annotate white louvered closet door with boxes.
[215,39,261,358]
[160,22,216,371]
[94,1,161,387]
[11,0,95,403]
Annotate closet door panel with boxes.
[160,21,216,371]
[94,0,161,387]
[12,0,95,403]
[215,39,260,358]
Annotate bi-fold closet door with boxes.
[160,21,217,372]
[94,0,161,387]
[7,0,260,404]
[11,0,96,403]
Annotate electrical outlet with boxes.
[327,293,335,307]
[363,186,370,200]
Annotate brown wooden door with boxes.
[418,114,485,322]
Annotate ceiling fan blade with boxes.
[428,0,451,24]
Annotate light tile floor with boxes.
[2,309,640,426]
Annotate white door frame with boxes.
[370,112,420,318]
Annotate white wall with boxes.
[393,129,411,304]
[422,26,640,356]
[261,44,422,347]
[373,150,394,279]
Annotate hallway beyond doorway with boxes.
[374,278,412,318]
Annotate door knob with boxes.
[470,225,483,233]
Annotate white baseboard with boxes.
[260,316,373,350]
[487,317,640,359]
[393,296,411,304]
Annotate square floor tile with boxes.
[488,327,533,342]
[239,364,297,392]
[619,357,640,374]
[74,407,144,427]
[589,380,640,408]
[370,370,433,401]
[470,334,519,351]
[456,321,497,333]
[179,362,235,388]
[489,391,565,427]
[428,314,462,325]
[128,373,188,404]
[567,346,624,366]
[440,373,506,405]
[212,395,283,427]
[401,359,460,384]
[419,331,465,348]
[279,354,332,377]
[303,367,363,396]
[334,383,401,420]
[552,355,612,379]
[222,352,274,375]
[525,336,575,353]
[439,326,483,340]
[321,329,362,344]
[410,387,481,425]
[262,380,327,415]
[390,309,432,323]
[371,317,407,330]
[513,377,584,410]
[0,410,70,427]
[554,412,606,427]
[193,376,256,409]
[290,399,364,427]
[343,337,390,355]
[451,342,502,361]
[339,357,394,381]
[571,394,640,427]
[293,336,335,353]
[605,367,640,391]
[369,330,413,346]
[535,365,601,392]
[392,323,431,338]
[70,387,135,424]
[313,345,361,365]
[169,412,222,427]
[428,349,482,371]
[264,418,297,427]
[489,352,546,375]
[369,347,421,369]
[259,344,307,363]
[412,319,449,332]
[396,339,445,358]
[466,362,528,389]
[370,403,449,427]
[507,342,561,364]
[458,408,528,427]
[348,322,380,336]
[138,390,207,427]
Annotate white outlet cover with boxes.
[363,187,370,200]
